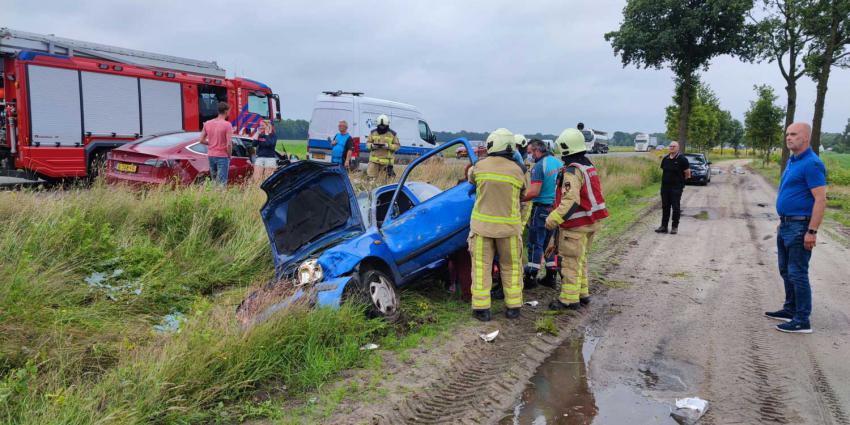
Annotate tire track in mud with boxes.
[369,311,576,425]
[807,350,850,425]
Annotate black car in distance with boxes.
[684,153,712,185]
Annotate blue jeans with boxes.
[208,156,230,186]
[777,220,812,324]
[526,204,556,275]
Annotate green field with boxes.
[276,139,307,158]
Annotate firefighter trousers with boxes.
[469,233,523,310]
[367,161,391,179]
[557,223,601,305]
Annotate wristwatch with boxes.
[807,229,818,235]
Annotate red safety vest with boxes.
[553,162,609,229]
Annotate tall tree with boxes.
[744,85,786,163]
[751,0,814,171]
[730,118,746,155]
[605,0,756,151]
[665,82,724,152]
[802,0,850,154]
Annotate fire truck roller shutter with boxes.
[27,65,83,147]
[140,79,182,134]
[81,71,140,137]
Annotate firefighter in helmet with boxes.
[366,114,400,179]
[468,128,527,321]
[545,128,609,310]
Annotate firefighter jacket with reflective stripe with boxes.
[468,156,527,238]
[367,129,400,165]
[551,162,609,229]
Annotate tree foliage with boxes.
[744,85,786,163]
[605,0,756,149]
[273,119,310,139]
[665,82,731,153]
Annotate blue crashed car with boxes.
[237,139,478,324]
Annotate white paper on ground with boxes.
[479,330,499,342]
[675,397,708,413]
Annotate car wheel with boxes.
[351,268,401,322]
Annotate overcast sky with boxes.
[6,0,850,134]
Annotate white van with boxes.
[306,91,437,164]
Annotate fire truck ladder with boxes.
[0,27,226,77]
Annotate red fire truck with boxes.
[0,28,280,180]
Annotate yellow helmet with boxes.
[556,128,586,155]
[514,134,528,148]
[376,114,390,126]
[486,128,514,154]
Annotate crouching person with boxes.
[545,128,609,310]
[468,128,527,321]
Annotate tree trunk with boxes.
[781,81,796,171]
[811,57,832,156]
[677,74,693,152]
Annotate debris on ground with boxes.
[153,311,186,334]
[524,300,539,307]
[732,167,746,175]
[85,268,143,301]
[360,343,379,351]
[480,330,499,342]
[671,397,709,425]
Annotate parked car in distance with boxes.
[236,138,480,326]
[684,153,711,185]
[105,132,253,186]
[455,140,487,158]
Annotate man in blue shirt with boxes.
[521,139,563,289]
[765,122,827,334]
[329,120,354,170]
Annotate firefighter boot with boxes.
[523,270,539,290]
[541,268,559,289]
[505,307,521,319]
[549,300,581,311]
[579,296,591,306]
[473,309,491,322]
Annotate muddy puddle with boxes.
[501,331,675,425]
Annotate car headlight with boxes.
[296,259,323,286]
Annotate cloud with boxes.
[6,0,849,134]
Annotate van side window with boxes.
[419,120,434,145]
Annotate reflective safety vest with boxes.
[331,133,350,164]
[555,162,609,229]
[470,156,526,238]
[367,130,399,165]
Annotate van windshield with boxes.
[309,108,353,140]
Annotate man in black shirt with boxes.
[656,141,691,234]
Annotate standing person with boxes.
[199,101,233,186]
[515,134,529,163]
[522,139,563,289]
[655,141,691,234]
[468,128,527,321]
[366,114,400,179]
[253,120,278,181]
[330,120,354,170]
[545,128,609,310]
[765,122,827,334]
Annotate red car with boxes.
[105,132,253,186]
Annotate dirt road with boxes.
[323,159,849,424]
[587,160,850,424]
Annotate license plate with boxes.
[313,153,325,160]
[116,163,137,173]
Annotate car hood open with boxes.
[260,161,364,275]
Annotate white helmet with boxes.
[514,134,528,148]
[376,114,390,126]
